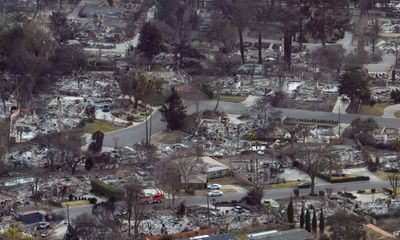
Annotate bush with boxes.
[69,194,74,201]
[91,180,124,200]
[89,197,97,204]
[357,190,365,194]
[201,84,214,99]
[318,174,370,183]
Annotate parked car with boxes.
[36,222,50,230]
[207,190,223,197]
[232,206,245,213]
[297,182,312,189]
[171,143,188,151]
[207,184,222,190]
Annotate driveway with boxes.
[383,104,400,118]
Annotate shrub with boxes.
[69,194,74,201]
[91,180,124,200]
[357,190,365,194]
[201,84,214,99]
[89,198,97,204]
[48,200,63,208]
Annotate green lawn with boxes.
[358,103,390,116]
[62,200,90,207]
[84,120,122,134]
[395,110,400,118]
[217,95,248,103]
[235,234,248,240]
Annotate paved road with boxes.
[59,180,391,219]
[103,100,400,147]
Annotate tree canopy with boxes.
[339,67,371,103]
[159,89,186,130]
[137,22,164,62]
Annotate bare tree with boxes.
[124,180,146,237]
[299,144,332,195]
[92,200,116,220]
[173,154,199,190]
[71,213,120,239]
[37,130,84,174]
[215,0,257,63]
[368,17,381,53]
[155,160,181,208]
[388,173,400,198]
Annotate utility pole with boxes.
[338,106,341,138]
[67,204,70,225]
[206,194,210,225]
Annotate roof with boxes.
[200,156,229,170]
[186,174,207,184]
[248,229,313,240]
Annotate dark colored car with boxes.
[297,182,312,189]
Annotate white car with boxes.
[207,184,222,190]
[171,143,188,150]
[232,206,244,213]
[207,190,223,197]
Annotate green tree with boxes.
[287,197,294,223]
[305,208,311,232]
[120,70,155,108]
[88,131,104,154]
[159,89,186,131]
[305,0,351,46]
[327,210,366,240]
[0,20,53,104]
[0,224,36,240]
[391,89,400,103]
[137,22,164,62]
[300,206,305,228]
[312,209,317,233]
[319,208,325,234]
[339,67,371,103]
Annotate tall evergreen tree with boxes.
[305,208,311,232]
[159,89,187,130]
[300,206,305,228]
[319,208,325,234]
[64,223,77,240]
[312,209,318,233]
[137,22,164,62]
[287,197,294,223]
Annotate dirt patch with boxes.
[282,95,337,111]
[151,131,190,144]
[377,218,400,233]
[358,103,390,116]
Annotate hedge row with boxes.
[318,174,370,183]
[91,180,124,200]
